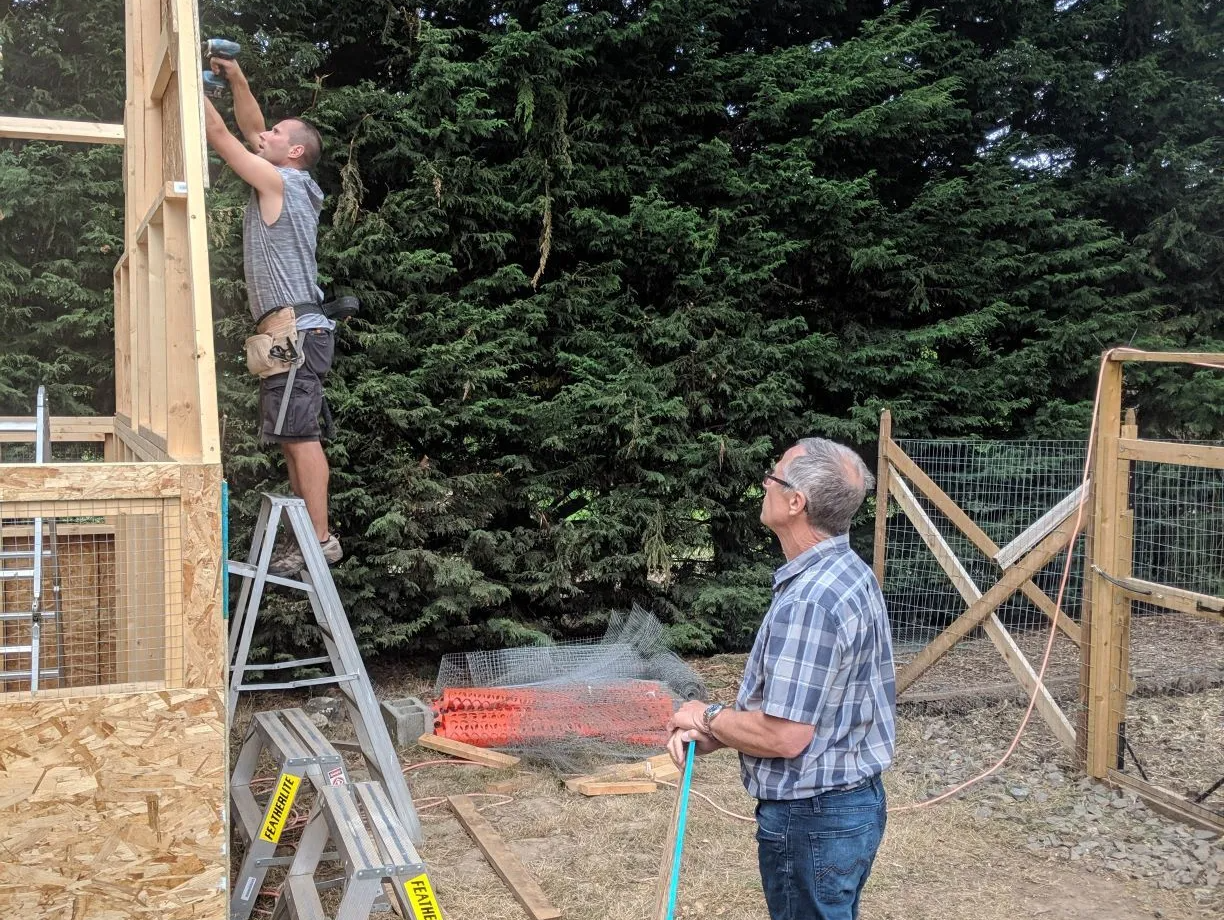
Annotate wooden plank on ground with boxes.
[419,734,520,768]
[448,794,562,920]
[564,753,678,792]
[1108,770,1224,836]
[573,779,658,796]
[885,445,1082,646]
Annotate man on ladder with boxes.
[202,52,342,577]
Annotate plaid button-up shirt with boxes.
[736,534,896,800]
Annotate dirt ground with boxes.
[234,645,1223,920]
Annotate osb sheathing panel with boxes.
[0,689,226,918]
[180,464,222,690]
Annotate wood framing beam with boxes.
[448,795,562,920]
[150,26,177,102]
[0,115,124,145]
[1107,348,1224,367]
[872,409,892,585]
[0,462,180,502]
[885,442,1083,645]
[114,414,170,461]
[0,416,113,443]
[889,476,1075,750]
[1085,359,1126,778]
[897,512,1078,694]
[1108,770,1224,836]
[995,484,1087,570]
[1116,438,1224,471]
[1098,571,1224,624]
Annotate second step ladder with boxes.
[228,493,422,844]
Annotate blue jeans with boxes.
[755,776,887,920]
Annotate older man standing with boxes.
[667,438,896,920]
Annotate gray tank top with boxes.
[243,167,332,330]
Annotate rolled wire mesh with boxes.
[433,605,707,771]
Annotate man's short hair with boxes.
[287,118,322,169]
[785,438,875,536]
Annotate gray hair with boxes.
[782,438,875,536]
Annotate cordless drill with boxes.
[202,39,241,98]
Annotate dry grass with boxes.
[231,642,1221,920]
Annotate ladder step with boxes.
[227,560,315,592]
[0,667,62,680]
[237,656,331,673]
[236,674,357,692]
[0,570,36,579]
[0,610,60,622]
[0,549,57,560]
[0,644,35,655]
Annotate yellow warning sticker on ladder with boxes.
[404,872,443,919]
[258,773,301,844]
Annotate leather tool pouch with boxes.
[244,307,300,378]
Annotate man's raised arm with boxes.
[209,57,266,150]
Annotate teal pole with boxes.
[664,742,697,920]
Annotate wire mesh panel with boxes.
[884,439,1087,649]
[0,498,183,695]
[1131,459,1224,599]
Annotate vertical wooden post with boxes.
[1116,410,1137,702]
[1085,355,1124,777]
[873,409,892,586]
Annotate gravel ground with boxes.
[893,696,1223,915]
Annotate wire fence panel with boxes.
[884,439,1087,650]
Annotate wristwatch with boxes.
[701,702,726,735]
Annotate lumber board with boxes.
[573,779,658,796]
[872,409,892,586]
[897,513,1078,694]
[115,414,171,461]
[0,689,226,918]
[1106,348,1224,366]
[419,733,520,768]
[885,446,1082,646]
[0,416,112,443]
[1116,438,1224,471]
[1085,359,1125,778]
[1108,770,1224,836]
[890,475,1075,750]
[1105,573,1224,624]
[448,795,562,920]
[0,114,124,145]
[995,484,1087,570]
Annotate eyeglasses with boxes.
[763,472,794,490]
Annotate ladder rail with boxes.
[0,386,66,693]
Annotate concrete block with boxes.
[381,696,435,748]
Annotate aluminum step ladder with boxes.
[271,781,443,920]
[0,386,65,692]
[229,707,353,920]
[228,493,423,844]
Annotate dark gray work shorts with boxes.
[260,328,334,443]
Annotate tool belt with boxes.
[244,305,307,379]
[245,298,358,437]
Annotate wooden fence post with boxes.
[873,409,891,586]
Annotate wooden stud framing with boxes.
[0,0,225,913]
[1116,438,1224,471]
[0,115,124,144]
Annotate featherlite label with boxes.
[258,774,302,844]
[404,873,443,920]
